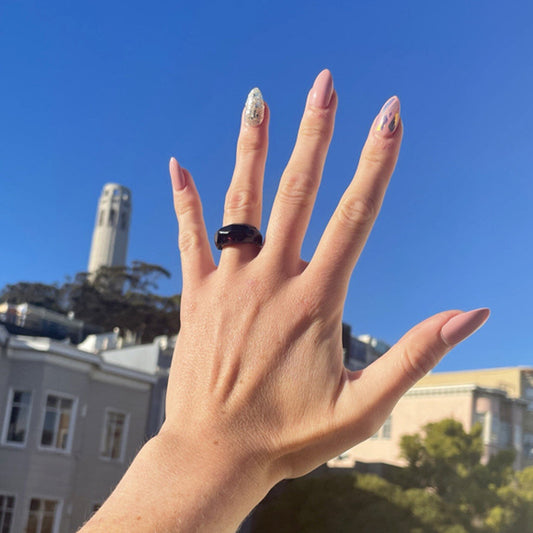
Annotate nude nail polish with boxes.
[440,308,490,346]
[309,69,334,109]
[375,96,400,137]
[244,87,265,126]
[169,157,186,191]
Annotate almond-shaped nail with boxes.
[375,96,400,137]
[309,69,334,109]
[169,157,187,191]
[244,87,265,126]
[440,308,490,346]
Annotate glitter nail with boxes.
[244,87,265,126]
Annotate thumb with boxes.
[337,308,490,440]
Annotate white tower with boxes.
[87,183,132,274]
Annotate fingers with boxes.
[221,88,269,265]
[265,70,336,268]
[306,96,402,301]
[337,308,490,439]
[169,157,215,284]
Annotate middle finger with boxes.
[264,69,337,269]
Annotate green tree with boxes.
[485,466,533,532]
[1,261,180,343]
[399,418,516,528]
[0,281,63,312]
[250,472,429,533]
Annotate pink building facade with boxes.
[329,383,527,470]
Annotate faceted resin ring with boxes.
[214,224,263,250]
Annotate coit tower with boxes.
[87,183,132,274]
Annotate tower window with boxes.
[98,210,105,226]
[109,209,116,226]
[120,212,128,230]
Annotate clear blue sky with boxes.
[1,1,531,371]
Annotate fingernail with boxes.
[375,96,401,137]
[309,69,334,109]
[244,87,265,126]
[440,308,490,346]
[169,157,187,191]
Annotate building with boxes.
[342,323,389,371]
[0,302,99,344]
[87,183,132,275]
[330,367,533,471]
[0,325,172,533]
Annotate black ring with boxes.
[214,224,263,250]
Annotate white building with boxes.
[87,183,132,275]
[0,326,172,533]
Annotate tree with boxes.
[485,466,533,532]
[0,282,63,312]
[1,262,181,343]
[250,420,524,532]
[250,472,429,533]
[399,418,516,528]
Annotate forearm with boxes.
[79,430,275,533]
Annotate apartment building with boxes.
[0,325,170,533]
[329,367,533,471]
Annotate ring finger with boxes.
[221,88,269,264]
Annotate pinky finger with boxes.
[169,157,215,284]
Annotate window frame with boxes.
[37,391,77,454]
[370,415,393,440]
[99,407,129,462]
[1,387,33,448]
[0,492,17,533]
[24,496,62,533]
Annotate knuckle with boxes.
[237,133,264,154]
[298,116,331,140]
[174,193,198,218]
[178,229,202,254]
[224,186,260,213]
[336,195,377,229]
[278,172,317,207]
[400,344,439,385]
[361,137,394,167]
[296,291,324,323]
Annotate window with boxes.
[0,495,15,533]
[100,410,127,460]
[40,394,75,452]
[370,416,392,440]
[523,433,533,458]
[98,209,104,226]
[120,212,128,230]
[381,416,392,439]
[2,389,32,445]
[25,498,59,533]
[108,209,116,226]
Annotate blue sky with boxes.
[1,1,532,372]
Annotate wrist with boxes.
[153,425,279,531]
[81,427,279,532]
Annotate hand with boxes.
[80,69,489,533]
[165,69,488,510]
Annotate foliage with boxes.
[0,261,180,343]
[0,281,64,313]
[398,418,515,522]
[485,466,533,532]
[250,473,429,533]
[250,419,527,532]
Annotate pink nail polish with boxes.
[169,157,187,191]
[440,308,490,346]
[309,69,334,109]
[375,96,400,137]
